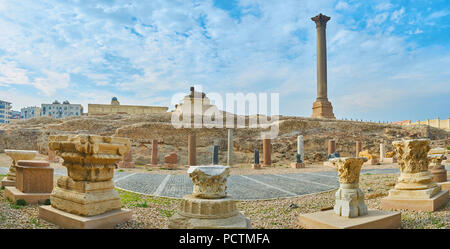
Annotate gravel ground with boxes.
[0,173,448,229]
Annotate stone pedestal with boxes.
[381,139,449,212]
[1,150,37,187]
[151,139,159,166]
[383,157,397,164]
[291,162,305,168]
[169,166,251,229]
[38,135,132,229]
[5,160,53,204]
[164,152,178,170]
[252,164,261,169]
[428,154,447,182]
[263,138,271,166]
[188,133,197,166]
[299,156,400,228]
[312,99,335,119]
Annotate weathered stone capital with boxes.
[188,166,230,199]
[393,139,430,174]
[329,157,367,184]
[428,154,445,167]
[311,13,330,29]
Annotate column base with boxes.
[291,162,305,168]
[381,190,449,212]
[252,164,261,169]
[430,167,447,182]
[311,99,335,119]
[4,186,50,204]
[164,163,177,170]
[1,177,15,187]
[169,211,251,229]
[438,181,450,191]
[298,209,401,229]
[382,158,397,163]
[39,205,132,229]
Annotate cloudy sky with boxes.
[0,0,448,122]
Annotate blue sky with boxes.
[0,0,448,122]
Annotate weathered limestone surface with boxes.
[118,147,135,168]
[428,154,447,183]
[4,149,38,181]
[46,135,130,217]
[169,165,251,229]
[381,139,449,211]
[330,157,368,218]
[4,159,53,204]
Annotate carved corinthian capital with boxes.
[188,166,230,199]
[311,13,330,28]
[330,157,367,185]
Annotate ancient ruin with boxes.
[1,149,37,187]
[4,160,53,204]
[311,13,335,119]
[118,147,135,168]
[39,134,132,228]
[168,165,251,229]
[299,157,401,229]
[381,139,449,211]
[164,152,178,170]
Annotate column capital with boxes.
[311,13,330,28]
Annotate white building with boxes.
[41,100,83,119]
[21,106,41,119]
[0,100,12,124]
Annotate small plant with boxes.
[160,209,175,218]
[135,201,148,208]
[147,169,152,172]
[0,186,4,190]
[119,169,124,172]
[16,199,27,206]
[44,199,51,205]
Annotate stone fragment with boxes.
[118,147,135,168]
[164,152,178,170]
[428,154,447,183]
[48,150,59,163]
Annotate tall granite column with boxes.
[263,138,271,166]
[356,141,362,157]
[227,129,233,166]
[188,133,197,166]
[311,13,335,119]
[297,135,304,162]
[151,139,158,166]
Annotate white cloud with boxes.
[375,2,394,11]
[335,1,350,10]
[33,70,70,96]
[391,7,405,23]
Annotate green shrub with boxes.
[16,199,27,206]
[44,199,51,205]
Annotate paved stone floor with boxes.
[1,166,449,200]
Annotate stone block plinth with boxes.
[291,162,305,168]
[169,165,251,229]
[39,134,132,229]
[39,205,132,229]
[298,209,401,229]
[4,160,53,204]
[1,150,37,187]
[381,139,449,212]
